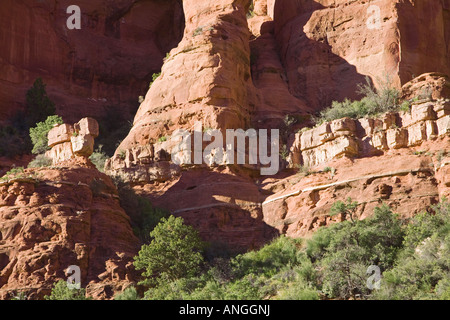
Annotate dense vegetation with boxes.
[45,280,91,300]
[106,199,448,300]
[115,179,170,244]
[45,198,449,300]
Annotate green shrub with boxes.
[89,145,110,172]
[28,154,52,168]
[297,164,312,176]
[247,0,255,19]
[114,286,140,300]
[315,75,401,125]
[134,216,205,286]
[10,291,28,300]
[276,280,319,300]
[0,78,56,157]
[0,166,26,181]
[231,236,302,278]
[306,222,346,262]
[329,197,359,223]
[193,27,203,37]
[29,115,63,155]
[189,279,226,300]
[45,280,91,300]
[317,99,369,124]
[158,136,167,143]
[130,198,448,301]
[308,203,405,299]
[149,73,161,88]
[117,185,170,244]
[144,276,210,300]
[373,234,449,300]
[403,200,449,250]
[223,274,267,300]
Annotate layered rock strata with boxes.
[0,0,184,123]
[288,99,450,168]
[0,166,140,299]
[46,117,99,165]
[107,0,257,183]
[263,138,450,238]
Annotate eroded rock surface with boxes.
[288,99,450,168]
[0,166,139,300]
[0,0,185,123]
[263,136,450,238]
[46,117,99,165]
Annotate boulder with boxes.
[71,134,95,157]
[386,128,408,149]
[75,118,99,138]
[47,124,74,148]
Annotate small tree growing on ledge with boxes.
[134,216,205,287]
[29,115,63,155]
[329,197,359,223]
[25,78,56,127]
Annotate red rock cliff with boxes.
[0,0,184,123]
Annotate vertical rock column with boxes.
[115,0,254,157]
[108,0,256,182]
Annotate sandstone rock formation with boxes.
[105,0,450,251]
[0,166,140,299]
[0,0,184,123]
[251,0,450,107]
[262,135,450,238]
[106,0,258,181]
[46,117,99,165]
[287,99,450,168]
[401,73,450,101]
[1,0,450,299]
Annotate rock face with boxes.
[115,0,255,151]
[46,118,99,165]
[262,136,450,238]
[0,0,184,123]
[133,167,278,251]
[104,0,278,251]
[106,0,450,251]
[401,73,450,101]
[106,0,258,181]
[288,99,450,168]
[1,0,450,299]
[0,166,140,299]
[252,0,450,108]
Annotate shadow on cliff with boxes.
[143,169,280,252]
[256,0,372,114]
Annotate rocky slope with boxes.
[0,162,139,299]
